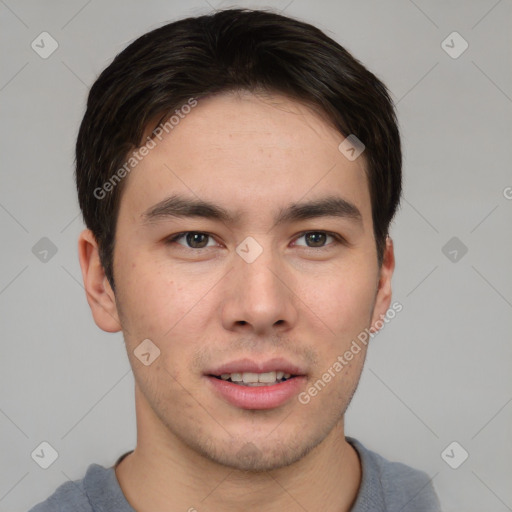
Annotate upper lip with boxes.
[206,358,306,376]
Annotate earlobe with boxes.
[370,236,395,331]
[78,229,122,333]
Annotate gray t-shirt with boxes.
[28,437,441,511]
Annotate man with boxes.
[30,8,441,512]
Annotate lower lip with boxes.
[206,376,306,410]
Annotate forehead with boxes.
[165,90,343,158]
[119,91,372,225]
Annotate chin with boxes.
[193,430,326,473]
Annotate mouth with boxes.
[209,371,296,386]
[205,359,307,410]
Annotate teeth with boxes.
[242,372,260,383]
[217,371,293,385]
[242,371,277,383]
[258,371,277,383]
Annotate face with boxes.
[83,90,394,472]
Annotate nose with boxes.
[220,246,299,335]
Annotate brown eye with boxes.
[185,232,210,248]
[294,231,337,248]
[304,232,328,247]
[168,232,215,249]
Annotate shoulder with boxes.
[347,437,442,512]
[27,464,105,512]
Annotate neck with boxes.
[115,387,361,512]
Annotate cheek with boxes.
[115,250,222,369]
[296,261,378,338]
[115,252,186,339]
[115,266,201,390]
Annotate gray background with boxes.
[1,0,511,511]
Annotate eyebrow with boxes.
[273,196,362,226]
[142,195,237,224]
[141,194,362,227]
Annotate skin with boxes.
[78,90,395,512]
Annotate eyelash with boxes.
[166,231,346,250]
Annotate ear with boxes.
[369,236,395,331]
[78,229,122,333]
